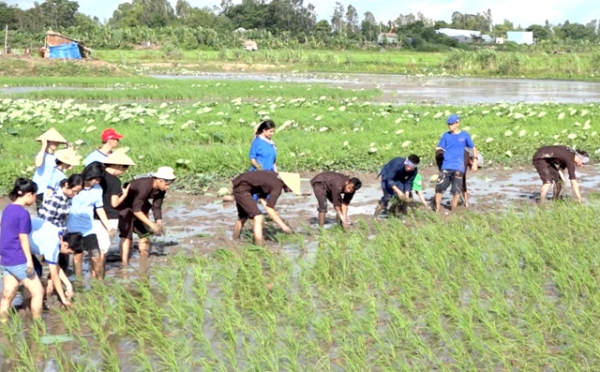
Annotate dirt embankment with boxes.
[0,56,132,77]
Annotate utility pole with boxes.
[4,25,7,55]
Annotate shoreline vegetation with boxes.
[2,48,600,80]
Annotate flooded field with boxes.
[153,72,600,104]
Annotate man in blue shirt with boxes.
[374,154,420,217]
[434,114,478,212]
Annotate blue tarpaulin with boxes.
[48,42,82,59]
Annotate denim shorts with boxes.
[2,263,36,281]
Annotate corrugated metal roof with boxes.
[436,28,481,37]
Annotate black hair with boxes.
[9,178,38,201]
[408,154,421,165]
[81,161,106,182]
[577,150,589,158]
[255,120,276,135]
[63,232,83,253]
[55,159,66,167]
[59,174,84,189]
[349,178,362,191]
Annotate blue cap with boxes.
[447,114,460,124]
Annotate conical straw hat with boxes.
[36,128,68,143]
[278,172,301,195]
[102,149,136,166]
[55,148,81,166]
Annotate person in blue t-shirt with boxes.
[249,120,277,172]
[434,114,478,212]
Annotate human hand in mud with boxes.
[65,287,74,299]
[108,228,117,239]
[152,222,165,236]
[62,298,73,307]
[282,225,293,234]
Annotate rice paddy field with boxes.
[2,73,600,370]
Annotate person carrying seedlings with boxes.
[232,170,301,245]
[373,154,421,217]
[38,174,84,296]
[435,147,482,208]
[434,114,478,213]
[28,218,83,308]
[249,120,278,172]
[0,178,45,321]
[67,162,114,280]
[46,148,82,195]
[117,167,176,266]
[32,128,69,210]
[310,172,362,229]
[84,128,124,166]
[95,150,136,267]
[532,145,589,203]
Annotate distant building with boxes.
[377,33,398,45]
[506,31,534,45]
[436,28,481,43]
[495,37,505,44]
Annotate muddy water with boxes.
[1,166,599,370]
[152,73,600,104]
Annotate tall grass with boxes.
[1,203,600,369]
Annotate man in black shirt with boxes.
[96,150,136,269]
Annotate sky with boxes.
[5,0,600,28]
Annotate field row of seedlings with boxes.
[2,204,600,370]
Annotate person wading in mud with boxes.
[434,114,478,213]
[117,167,175,266]
[232,170,301,245]
[84,128,124,166]
[532,145,588,203]
[96,150,136,271]
[310,172,362,229]
[435,147,482,208]
[32,128,69,210]
[373,154,420,217]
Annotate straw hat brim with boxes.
[152,167,176,180]
[55,149,81,166]
[102,150,136,166]
[36,128,68,144]
[278,172,301,196]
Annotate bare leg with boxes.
[253,215,264,245]
[434,193,443,212]
[138,237,151,273]
[318,212,326,227]
[552,182,562,200]
[22,276,44,319]
[91,257,104,281]
[73,252,83,277]
[0,275,19,322]
[463,192,469,207]
[233,219,247,240]
[450,194,460,212]
[121,238,132,266]
[539,183,552,203]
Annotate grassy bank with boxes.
[3,203,600,369]
[0,57,132,77]
[0,77,598,193]
[95,49,600,80]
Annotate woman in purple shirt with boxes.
[0,178,45,321]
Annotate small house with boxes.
[377,33,398,45]
[44,31,91,59]
[436,28,481,43]
[506,31,534,45]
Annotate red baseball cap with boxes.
[101,128,123,141]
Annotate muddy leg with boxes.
[91,257,104,281]
[73,252,83,277]
[450,194,460,212]
[138,237,151,273]
[539,183,552,203]
[252,215,264,245]
[434,193,442,212]
[373,203,384,218]
[463,191,469,207]
[318,212,326,228]
[0,275,19,322]
[233,219,247,240]
[22,276,44,319]
[121,238,132,266]
[552,181,563,200]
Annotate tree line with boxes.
[1,0,599,50]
